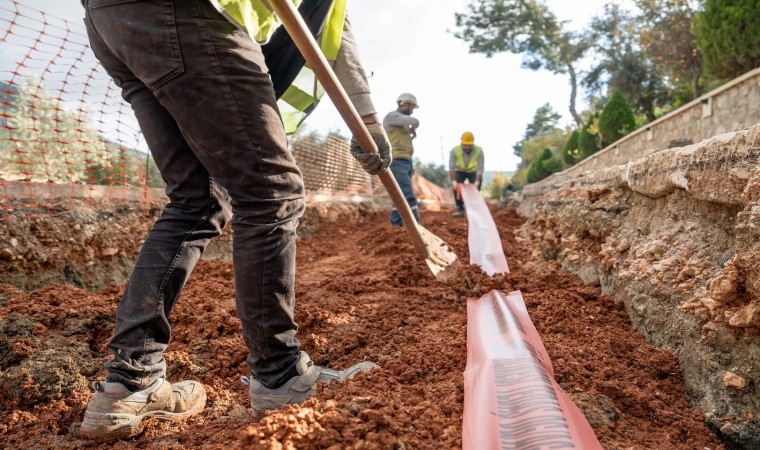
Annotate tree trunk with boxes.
[567,62,583,127]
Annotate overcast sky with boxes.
[24,0,630,172]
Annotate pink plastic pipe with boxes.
[463,290,603,450]
[459,184,509,275]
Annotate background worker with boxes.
[79,0,386,440]
[449,131,484,217]
[383,93,420,227]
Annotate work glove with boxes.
[350,123,392,175]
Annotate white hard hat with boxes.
[396,92,418,108]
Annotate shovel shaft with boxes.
[269,0,428,258]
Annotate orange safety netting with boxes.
[0,0,386,221]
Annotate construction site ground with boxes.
[0,207,724,449]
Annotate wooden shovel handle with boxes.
[269,0,428,257]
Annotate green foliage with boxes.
[635,0,704,98]
[454,0,589,125]
[598,90,636,146]
[541,156,564,174]
[413,158,449,187]
[562,129,582,165]
[696,0,760,80]
[578,113,601,158]
[485,172,511,199]
[526,148,562,183]
[0,77,163,188]
[584,5,675,121]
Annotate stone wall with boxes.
[557,67,760,178]
[516,125,760,448]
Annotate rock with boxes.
[680,266,697,278]
[101,247,119,256]
[0,248,13,261]
[723,372,746,390]
[543,230,557,243]
[728,303,760,328]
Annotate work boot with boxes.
[453,208,465,218]
[241,351,378,416]
[79,378,206,441]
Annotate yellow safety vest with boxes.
[388,127,414,161]
[209,0,346,133]
[453,145,482,173]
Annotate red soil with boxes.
[0,208,723,449]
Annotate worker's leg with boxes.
[86,0,304,390]
[388,158,419,226]
[454,171,468,212]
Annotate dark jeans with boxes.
[454,171,481,210]
[84,0,305,390]
[388,158,419,227]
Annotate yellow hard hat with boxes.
[396,92,419,108]
[461,131,475,145]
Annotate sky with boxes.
[24,0,629,172]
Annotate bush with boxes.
[413,159,449,187]
[562,129,581,165]
[526,148,563,183]
[598,90,635,146]
[578,113,601,158]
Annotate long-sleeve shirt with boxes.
[333,18,376,117]
[383,112,419,160]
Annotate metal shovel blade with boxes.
[419,225,460,282]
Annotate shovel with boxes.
[269,0,459,281]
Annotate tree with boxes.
[636,0,704,98]
[0,77,105,182]
[696,0,760,80]
[514,103,562,158]
[584,5,672,121]
[598,90,636,146]
[413,159,449,187]
[0,77,163,188]
[454,0,589,126]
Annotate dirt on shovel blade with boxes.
[0,208,723,449]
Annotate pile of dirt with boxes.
[0,208,723,449]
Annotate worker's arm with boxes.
[449,151,457,186]
[382,111,419,130]
[475,149,485,184]
[336,19,391,175]
[332,18,376,118]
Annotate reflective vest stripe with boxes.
[454,145,481,172]
[212,0,346,134]
[278,0,344,134]
[321,0,346,60]
[209,0,303,43]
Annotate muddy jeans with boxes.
[84,0,305,390]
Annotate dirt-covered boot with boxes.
[79,378,206,440]
[241,351,378,416]
[453,208,465,218]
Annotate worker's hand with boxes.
[451,180,458,190]
[350,123,392,176]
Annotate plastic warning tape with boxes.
[460,187,602,449]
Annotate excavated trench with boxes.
[0,197,725,449]
[517,125,760,449]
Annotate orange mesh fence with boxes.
[0,0,391,221]
[291,132,385,196]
